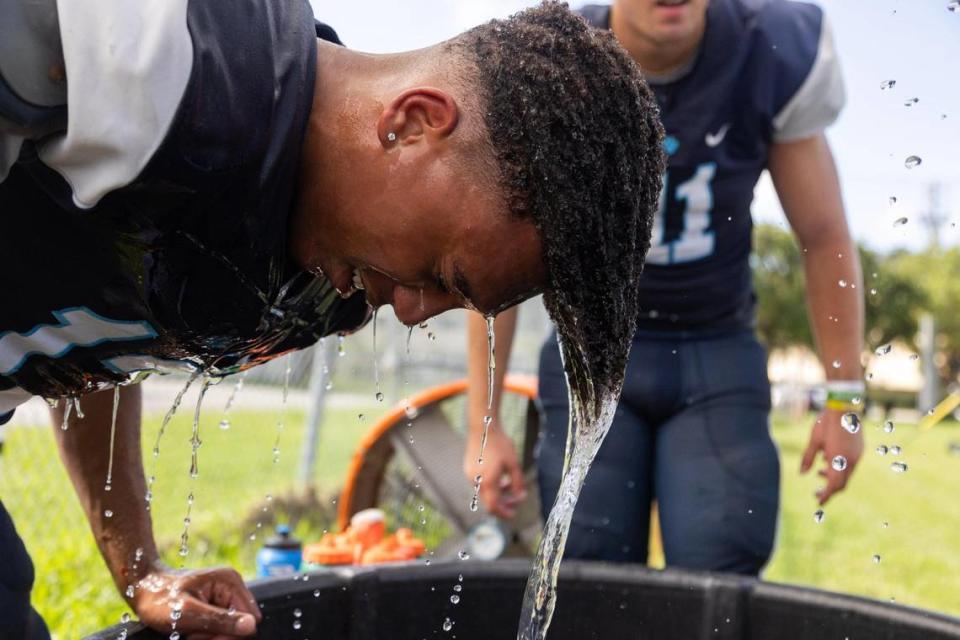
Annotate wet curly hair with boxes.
[453,2,664,421]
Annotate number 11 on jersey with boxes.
[646,162,717,265]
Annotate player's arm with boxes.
[463,308,527,518]
[768,133,865,505]
[51,384,261,637]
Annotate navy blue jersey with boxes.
[0,2,369,412]
[580,0,844,332]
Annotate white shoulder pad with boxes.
[37,0,194,209]
[773,14,846,142]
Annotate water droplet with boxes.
[104,509,114,518]
[292,620,302,630]
[219,418,231,430]
[453,584,462,592]
[831,455,848,471]
[893,217,909,227]
[890,445,902,455]
[904,97,919,107]
[888,196,897,205]
[120,613,131,623]
[428,332,437,341]
[313,589,321,597]
[873,554,882,564]
[904,155,922,169]
[358,413,365,421]
[840,412,861,434]
[882,521,890,528]
[875,343,892,356]
[814,509,825,524]
[870,288,877,295]
[880,79,896,90]
[838,279,848,288]
[375,392,384,402]
[908,353,919,361]
[169,633,180,640]
[125,585,135,598]
[442,618,453,632]
[876,445,889,456]
[831,360,842,369]
[883,420,895,433]
[294,608,302,618]
[458,549,471,560]
[949,0,960,12]
[450,595,461,604]
[890,461,908,473]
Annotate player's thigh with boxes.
[0,502,50,640]
[655,332,779,575]
[536,337,653,562]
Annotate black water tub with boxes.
[87,560,960,639]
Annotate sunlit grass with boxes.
[767,415,960,615]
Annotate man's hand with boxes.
[51,385,261,638]
[463,420,527,519]
[800,408,864,505]
[133,564,261,640]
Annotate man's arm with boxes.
[768,133,865,505]
[51,384,261,637]
[463,308,527,518]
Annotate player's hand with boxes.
[799,408,864,505]
[131,564,261,640]
[463,419,527,519]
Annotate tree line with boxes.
[752,223,960,387]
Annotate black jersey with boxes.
[0,2,369,414]
[580,0,845,332]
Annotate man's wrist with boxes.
[822,380,865,412]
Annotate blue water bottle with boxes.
[256,525,302,577]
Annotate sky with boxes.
[311,0,960,253]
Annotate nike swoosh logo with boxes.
[705,123,731,147]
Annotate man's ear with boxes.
[377,87,459,147]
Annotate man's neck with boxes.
[609,5,705,78]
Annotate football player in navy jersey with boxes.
[465,0,865,575]
[0,3,663,637]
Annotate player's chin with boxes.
[392,303,429,328]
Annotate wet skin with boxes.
[290,41,546,325]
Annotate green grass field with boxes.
[1,404,958,637]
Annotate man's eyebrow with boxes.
[453,263,474,304]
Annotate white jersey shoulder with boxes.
[37,0,194,209]
[772,12,846,142]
